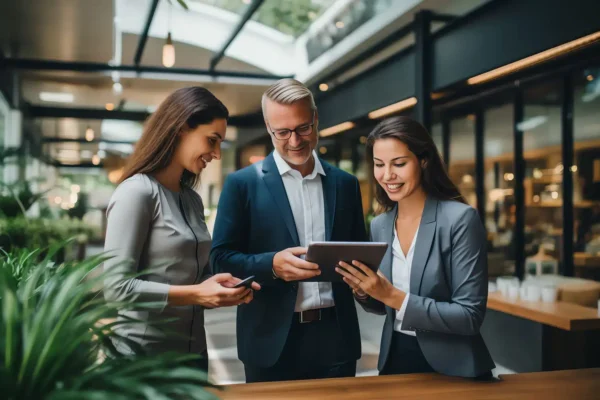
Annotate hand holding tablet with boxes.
[303,241,388,282]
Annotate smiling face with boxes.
[264,98,318,170]
[173,118,227,174]
[373,137,424,202]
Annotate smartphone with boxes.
[233,275,256,289]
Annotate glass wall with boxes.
[484,103,515,278]
[448,115,476,207]
[573,65,600,281]
[522,80,563,274]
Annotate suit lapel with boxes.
[261,153,300,246]
[410,195,438,295]
[321,160,336,241]
[379,206,396,285]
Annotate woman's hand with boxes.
[335,261,406,310]
[198,273,261,308]
[168,273,260,308]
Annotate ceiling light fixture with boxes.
[367,97,417,119]
[162,3,175,68]
[112,81,123,94]
[163,32,175,68]
[319,83,329,91]
[85,126,94,142]
[39,92,74,103]
[320,121,355,137]
[467,31,600,85]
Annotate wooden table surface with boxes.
[213,368,600,400]
[487,292,600,330]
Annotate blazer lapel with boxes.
[320,160,336,241]
[410,195,438,295]
[379,206,396,284]
[261,153,300,246]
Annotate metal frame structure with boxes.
[3,59,288,81]
[133,0,160,67]
[209,0,265,72]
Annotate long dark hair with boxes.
[366,116,466,213]
[120,86,229,188]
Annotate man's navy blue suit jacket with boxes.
[210,152,367,368]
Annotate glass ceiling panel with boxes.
[305,0,396,63]
[192,0,336,37]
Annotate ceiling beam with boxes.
[134,0,160,67]
[42,137,137,145]
[3,58,289,81]
[28,105,150,121]
[28,105,263,127]
[209,0,265,72]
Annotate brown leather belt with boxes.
[295,307,336,324]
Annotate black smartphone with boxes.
[233,275,256,289]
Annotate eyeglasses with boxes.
[267,111,316,141]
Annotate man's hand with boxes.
[273,247,320,282]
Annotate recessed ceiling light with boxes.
[319,83,329,91]
[39,92,74,103]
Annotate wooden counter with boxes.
[215,368,600,400]
[487,292,600,331]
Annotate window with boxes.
[572,66,600,281]
[484,103,515,277]
[522,80,563,274]
[448,115,476,207]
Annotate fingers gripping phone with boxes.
[233,275,256,289]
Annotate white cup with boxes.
[488,281,497,293]
[526,285,542,302]
[519,284,528,300]
[541,286,557,303]
[497,276,518,297]
[508,284,520,300]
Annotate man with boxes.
[210,78,367,382]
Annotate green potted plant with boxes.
[0,245,220,399]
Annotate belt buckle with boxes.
[300,309,321,324]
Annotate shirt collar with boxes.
[272,150,326,178]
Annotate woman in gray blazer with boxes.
[103,87,260,370]
[336,116,494,378]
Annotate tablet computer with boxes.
[303,241,388,282]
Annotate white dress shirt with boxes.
[273,150,335,312]
[392,225,419,335]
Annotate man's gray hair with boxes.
[261,78,316,116]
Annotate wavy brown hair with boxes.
[120,86,228,188]
[366,116,466,213]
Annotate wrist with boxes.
[272,267,280,280]
[353,289,368,300]
[385,287,406,310]
[168,284,201,306]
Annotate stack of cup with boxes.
[526,284,542,302]
[497,276,519,298]
[541,285,558,302]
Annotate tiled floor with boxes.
[204,303,385,384]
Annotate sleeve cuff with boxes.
[395,293,410,323]
[137,281,170,312]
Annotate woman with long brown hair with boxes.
[336,116,494,378]
[103,87,260,370]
